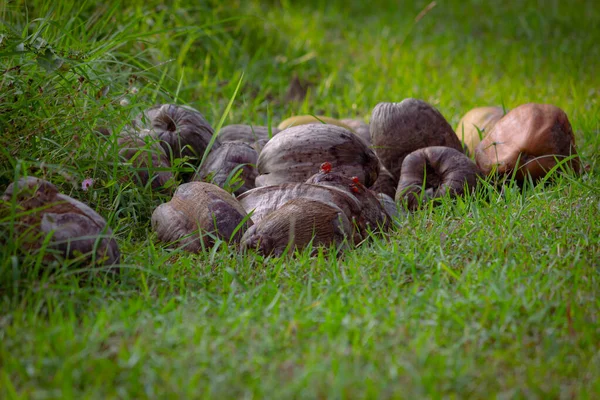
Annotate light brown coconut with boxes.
[475,103,580,181]
[1,177,120,267]
[396,146,481,211]
[133,104,218,161]
[455,106,505,154]
[218,124,280,152]
[193,141,258,195]
[241,198,352,257]
[370,99,464,180]
[277,115,352,131]
[151,182,251,252]
[116,130,174,190]
[256,124,380,187]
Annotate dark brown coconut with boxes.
[475,103,580,181]
[151,182,251,253]
[218,124,279,152]
[305,169,391,233]
[193,141,258,195]
[133,104,218,161]
[370,99,464,180]
[396,146,480,211]
[241,198,351,257]
[256,124,380,187]
[340,118,371,145]
[117,130,174,190]
[1,177,120,267]
[455,106,505,154]
[376,193,401,222]
[369,163,398,198]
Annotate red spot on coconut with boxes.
[320,162,332,173]
[351,176,360,184]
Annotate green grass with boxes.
[1,0,599,398]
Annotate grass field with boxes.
[1,0,599,398]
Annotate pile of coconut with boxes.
[2,99,580,266]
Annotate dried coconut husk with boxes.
[305,169,391,234]
[218,124,279,152]
[193,141,258,195]
[241,198,352,257]
[116,129,174,190]
[369,163,398,199]
[1,177,120,268]
[133,104,218,161]
[340,118,371,145]
[396,146,480,211]
[151,182,250,253]
[256,124,379,187]
[237,182,362,237]
[370,99,464,180]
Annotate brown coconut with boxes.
[475,103,580,181]
[218,124,280,152]
[237,183,362,233]
[256,124,380,187]
[241,198,352,257]
[193,141,258,195]
[151,182,250,252]
[369,163,398,199]
[370,99,464,180]
[116,129,174,190]
[396,146,481,211]
[133,104,218,161]
[455,106,505,154]
[376,193,401,222]
[305,169,391,233]
[340,118,371,145]
[1,177,120,267]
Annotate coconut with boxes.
[241,198,352,256]
[151,182,250,252]
[475,103,580,181]
[256,124,379,187]
[1,177,120,267]
[370,99,464,180]
[396,146,480,210]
